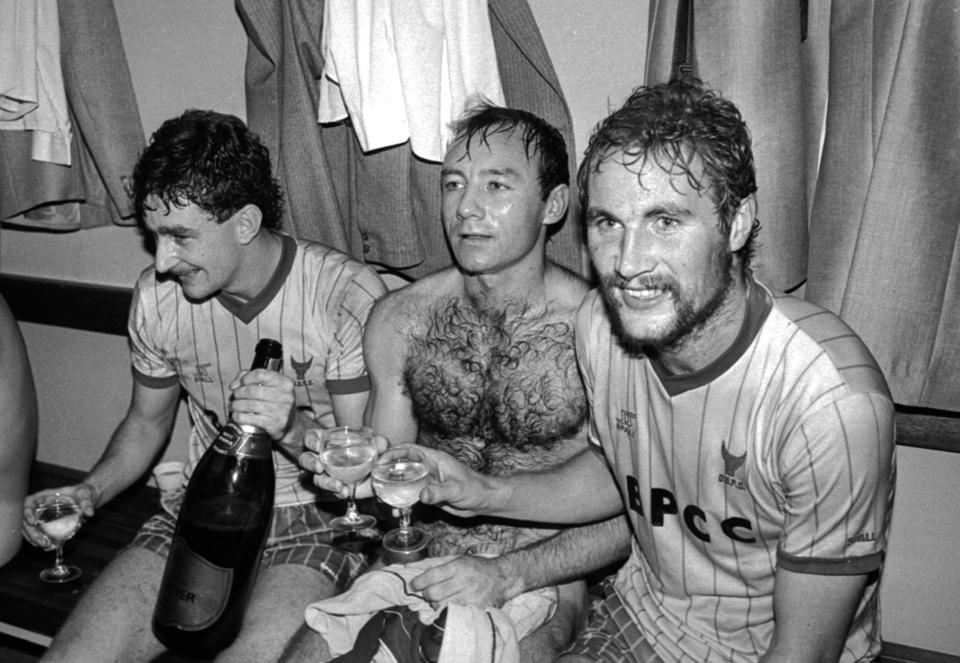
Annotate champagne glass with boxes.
[34,492,83,583]
[313,426,378,531]
[371,445,430,556]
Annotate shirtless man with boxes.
[286,103,614,661]
[370,103,590,589]
[1,292,37,568]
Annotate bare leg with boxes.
[214,564,338,663]
[278,622,334,663]
[518,580,588,663]
[41,547,167,663]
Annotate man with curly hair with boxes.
[421,79,896,662]
[22,109,386,662]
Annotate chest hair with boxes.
[404,297,587,476]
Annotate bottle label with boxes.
[155,536,233,630]
[211,423,271,458]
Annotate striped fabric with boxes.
[575,280,896,662]
[129,498,368,591]
[128,233,387,507]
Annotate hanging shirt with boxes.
[318,0,505,162]
[0,0,71,165]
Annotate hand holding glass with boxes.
[372,445,430,554]
[313,426,378,532]
[34,493,83,583]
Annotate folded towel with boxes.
[305,557,557,663]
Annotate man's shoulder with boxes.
[294,237,387,293]
[763,285,891,399]
[369,268,458,328]
[295,237,369,271]
[766,285,864,350]
[575,288,606,322]
[545,262,591,313]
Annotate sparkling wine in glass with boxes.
[371,445,430,556]
[35,493,83,583]
[314,426,378,532]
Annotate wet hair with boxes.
[577,78,760,268]
[132,109,283,229]
[449,101,569,201]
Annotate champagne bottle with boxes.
[152,338,282,656]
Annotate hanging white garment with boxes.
[0,0,72,165]
[318,0,505,162]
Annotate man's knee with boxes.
[519,581,589,662]
[551,580,590,639]
[278,622,333,663]
[43,547,167,662]
[219,564,339,662]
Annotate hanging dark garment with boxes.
[236,0,584,279]
[0,0,144,230]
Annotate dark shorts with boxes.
[127,493,369,592]
[563,577,662,663]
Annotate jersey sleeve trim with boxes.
[778,549,883,576]
[326,375,371,395]
[133,368,180,390]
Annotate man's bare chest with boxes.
[403,299,587,470]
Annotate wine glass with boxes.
[34,492,83,583]
[313,426,378,532]
[371,445,430,557]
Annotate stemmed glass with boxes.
[371,445,430,556]
[312,426,378,532]
[34,492,83,583]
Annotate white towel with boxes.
[318,0,505,162]
[304,557,557,663]
[0,0,72,165]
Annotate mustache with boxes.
[600,274,679,295]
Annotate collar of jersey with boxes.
[652,278,773,396]
[216,232,296,324]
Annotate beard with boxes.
[600,247,735,357]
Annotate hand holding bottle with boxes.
[153,338,282,656]
[228,368,296,440]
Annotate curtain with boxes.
[235,0,584,280]
[0,0,143,230]
[645,0,810,292]
[645,0,960,411]
[806,2,960,411]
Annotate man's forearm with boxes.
[430,446,624,525]
[496,515,632,598]
[86,417,171,506]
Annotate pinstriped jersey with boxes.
[576,280,896,662]
[129,233,387,507]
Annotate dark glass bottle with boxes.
[152,338,282,657]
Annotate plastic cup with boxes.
[152,461,185,493]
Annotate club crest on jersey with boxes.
[719,441,746,490]
[290,356,314,387]
[193,362,215,384]
[616,409,638,442]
